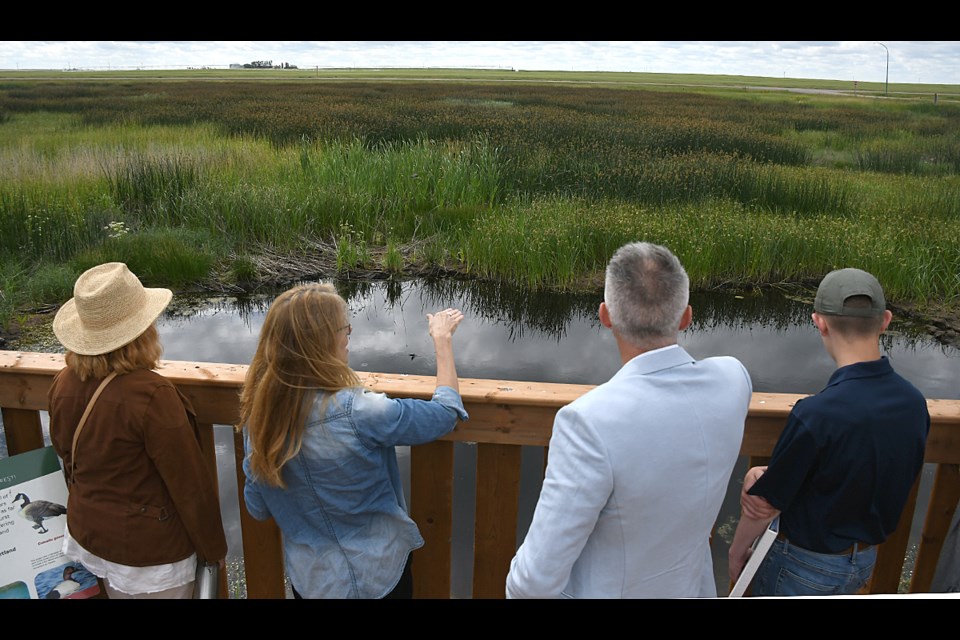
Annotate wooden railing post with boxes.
[192,419,229,598]
[910,463,960,593]
[472,443,521,599]
[232,429,287,598]
[410,439,455,598]
[0,408,45,455]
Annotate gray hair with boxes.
[604,242,690,348]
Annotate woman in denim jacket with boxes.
[238,282,468,598]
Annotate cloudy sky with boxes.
[3,41,959,85]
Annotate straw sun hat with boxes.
[53,262,172,356]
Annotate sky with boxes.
[2,41,959,85]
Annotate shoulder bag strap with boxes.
[69,371,118,484]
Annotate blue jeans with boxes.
[751,538,877,597]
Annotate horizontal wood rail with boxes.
[2,351,958,598]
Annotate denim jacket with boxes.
[242,384,468,598]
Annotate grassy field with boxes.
[1,69,958,337]
[2,67,958,99]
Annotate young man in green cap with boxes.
[728,268,930,596]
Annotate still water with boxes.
[7,276,960,596]
[159,277,960,398]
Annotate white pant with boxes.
[104,578,195,599]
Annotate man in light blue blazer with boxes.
[505,241,752,598]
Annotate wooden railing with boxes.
[2,350,959,598]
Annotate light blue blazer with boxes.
[506,344,752,598]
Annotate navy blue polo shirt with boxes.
[748,357,929,554]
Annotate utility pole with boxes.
[876,42,889,96]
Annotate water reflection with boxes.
[158,277,960,400]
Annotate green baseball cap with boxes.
[814,268,886,317]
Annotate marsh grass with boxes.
[335,222,370,271]
[0,186,107,261]
[72,228,218,287]
[0,260,76,334]
[297,137,502,236]
[1,80,959,330]
[106,153,198,224]
[228,255,259,287]
[20,263,76,307]
[382,241,404,274]
[856,136,960,175]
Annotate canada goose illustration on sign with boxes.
[12,492,66,534]
[45,566,82,599]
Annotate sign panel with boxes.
[0,447,99,599]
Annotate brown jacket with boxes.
[48,367,228,567]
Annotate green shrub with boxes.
[229,255,259,286]
[73,227,217,287]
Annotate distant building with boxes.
[229,64,244,69]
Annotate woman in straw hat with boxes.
[48,262,227,599]
[238,282,468,599]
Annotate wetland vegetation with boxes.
[1,73,958,344]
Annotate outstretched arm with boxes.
[426,308,463,393]
[354,309,468,448]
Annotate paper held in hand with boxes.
[729,516,780,597]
